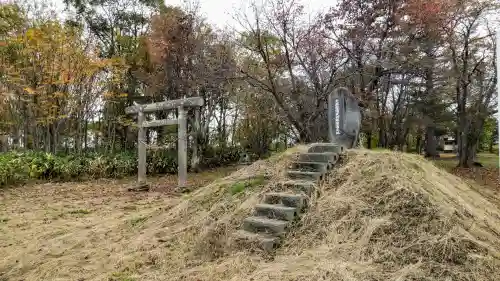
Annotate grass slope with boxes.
[1,147,499,281]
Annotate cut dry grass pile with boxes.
[1,147,500,281]
[137,145,310,261]
[281,149,500,281]
[144,148,500,281]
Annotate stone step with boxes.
[263,192,307,211]
[277,180,316,196]
[290,161,329,173]
[232,229,280,252]
[243,216,289,235]
[308,143,345,154]
[254,203,298,221]
[298,152,338,164]
[287,170,323,181]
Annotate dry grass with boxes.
[1,147,500,281]
[282,150,500,281]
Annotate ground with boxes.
[0,166,238,281]
[433,153,499,192]
[0,150,499,281]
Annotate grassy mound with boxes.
[283,150,500,280]
[140,148,500,281]
[2,147,500,281]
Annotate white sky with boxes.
[41,0,498,31]
[41,0,331,29]
[164,0,331,29]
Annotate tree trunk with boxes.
[457,104,470,167]
[284,132,288,149]
[221,105,227,149]
[0,135,8,152]
[24,113,32,150]
[402,127,410,152]
[75,119,82,154]
[415,132,422,154]
[36,125,43,150]
[84,119,88,151]
[12,125,20,149]
[424,125,439,158]
[51,123,58,154]
[458,116,485,167]
[231,105,239,147]
[110,120,117,153]
[96,112,102,152]
[489,127,497,153]
[366,131,372,149]
[45,125,50,153]
[458,133,475,167]
[378,118,387,148]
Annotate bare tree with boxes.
[446,1,498,166]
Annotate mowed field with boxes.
[0,167,237,281]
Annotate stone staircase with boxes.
[231,143,345,252]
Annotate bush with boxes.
[147,149,177,175]
[200,146,241,169]
[0,147,241,187]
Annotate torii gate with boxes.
[125,97,204,191]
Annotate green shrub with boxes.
[147,149,177,174]
[0,147,241,187]
[201,146,241,169]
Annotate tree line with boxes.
[0,0,498,168]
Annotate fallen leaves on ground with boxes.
[451,167,500,192]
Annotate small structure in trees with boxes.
[440,135,457,153]
[125,97,203,191]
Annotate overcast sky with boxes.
[39,0,331,29]
[165,0,330,28]
[39,0,499,31]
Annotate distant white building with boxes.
[440,135,458,153]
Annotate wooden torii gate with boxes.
[125,97,204,191]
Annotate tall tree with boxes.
[64,0,160,152]
[235,0,344,142]
[445,0,498,167]
[0,6,116,152]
